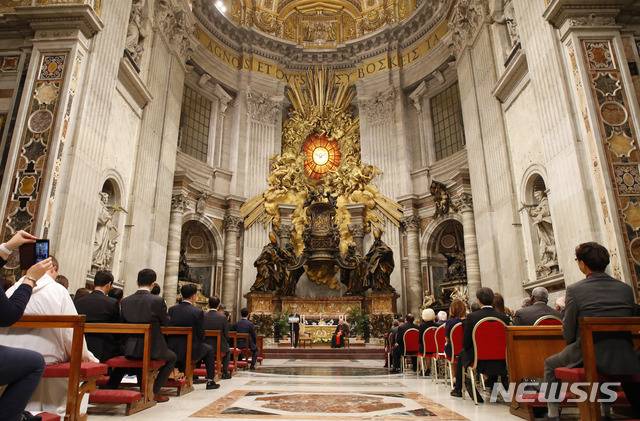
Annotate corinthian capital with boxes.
[171,193,187,212]
[449,0,489,57]
[224,214,243,232]
[155,0,195,63]
[454,193,473,213]
[401,215,420,231]
[246,91,281,124]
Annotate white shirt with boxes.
[0,273,97,364]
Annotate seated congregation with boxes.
[0,231,262,421]
[386,241,640,420]
[2,230,640,421]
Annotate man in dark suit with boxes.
[290,313,300,348]
[232,307,258,370]
[513,287,561,326]
[75,270,120,362]
[111,269,176,403]
[544,243,640,420]
[451,287,511,401]
[203,296,231,379]
[168,284,219,390]
[392,314,417,373]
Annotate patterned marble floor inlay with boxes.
[253,366,393,376]
[244,380,406,388]
[190,390,467,420]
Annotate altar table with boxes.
[302,325,336,343]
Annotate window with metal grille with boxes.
[179,86,211,162]
[431,83,465,161]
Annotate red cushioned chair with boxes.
[402,328,420,373]
[434,324,448,383]
[417,327,437,377]
[534,315,562,326]
[446,322,463,389]
[464,317,508,404]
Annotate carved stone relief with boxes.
[449,0,488,56]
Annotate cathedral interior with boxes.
[1,0,640,329]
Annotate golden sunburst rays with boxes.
[287,67,355,118]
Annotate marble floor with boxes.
[89,359,523,421]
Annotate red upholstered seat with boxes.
[236,360,249,368]
[403,328,420,356]
[39,412,60,421]
[519,392,578,407]
[105,356,165,370]
[447,322,463,363]
[534,316,562,326]
[422,327,438,357]
[472,318,507,367]
[555,367,640,383]
[89,389,142,404]
[165,378,186,388]
[193,368,206,377]
[435,325,447,359]
[228,363,236,372]
[43,362,108,379]
[96,375,109,386]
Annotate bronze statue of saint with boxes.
[365,228,396,293]
[178,247,190,280]
[341,244,369,295]
[279,243,303,296]
[251,232,281,292]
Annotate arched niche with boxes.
[179,220,218,299]
[422,218,466,305]
[90,178,124,276]
[520,173,559,281]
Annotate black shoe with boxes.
[450,389,462,398]
[221,373,232,380]
[206,380,220,390]
[249,366,256,371]
[20,412,41,421]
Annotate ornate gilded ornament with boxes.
[241,68,402,287]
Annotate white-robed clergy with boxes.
[0,270,98,417]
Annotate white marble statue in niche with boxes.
[526,189,559,277]
[125,0,147,66]
[91,192,122,272]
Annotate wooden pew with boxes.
[12,315,108,421]
[506,326,566,420]
[230,332,251,369]
[256,334,265,365]
[161,326,193,396]
[83,323,158,415]
[556,317,640,421]
[203,329,223,377]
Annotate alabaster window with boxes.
[431,83,465,161]
[179,86,212,162]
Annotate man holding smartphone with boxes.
[0,230,53,421]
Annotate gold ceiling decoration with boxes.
[225,0,418,48]
[240,68,403,258]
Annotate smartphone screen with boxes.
[19,239,49,269]
[35,240,49,263]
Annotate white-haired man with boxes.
[513,287,561,326]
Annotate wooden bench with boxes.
[13,315,108,421]
[83,323,156,415]
[506,325,567,420]
[161,326,193,396]
[554,317,640,421]
[229,332,251,369]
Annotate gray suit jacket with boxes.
[513,302,561,326]
[561,272,640,375]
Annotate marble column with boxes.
[456,193,481,295]
[346,204,365,253]
[401,215,422,315]
[222,214,242,316]
[163,193,186,306]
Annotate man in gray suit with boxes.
[513,287,561,326]
[544,242,640,420]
